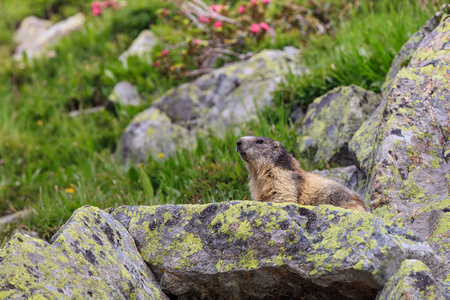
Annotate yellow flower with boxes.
[211,163,215,168]
[37,120,43,126]
[157,153,165,158]
[65,188,75,193]
[137,163,143,168]
[222,158,225,161]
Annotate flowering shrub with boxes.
[91,0,120,16]
[151,0,337,79]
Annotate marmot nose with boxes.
[236,139,243,152]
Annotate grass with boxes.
[0,0,442,242]
[276,0,439,109]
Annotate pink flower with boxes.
[251,0,258,5]
[214,21,223,29]
[262,0,271,3]
[194,39,201,45]
[210,4,224,12]
[259,22,270,31]
[198,15,210,24]
[91,1,102,16]
[250,23,260,34]
[160,49,169,56]
[153,61,159,68]
[238,5,245,14]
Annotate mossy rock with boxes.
[299,85,381,166]
[349,16,450,267]
[381,6,448,95]
[0,206,167,299]
[377,260,446,299]
[109,201,445,299]
[120,47,305,162]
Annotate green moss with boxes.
[215,259,225,272]
[209,203,254,241]
[429,150,440,169]
[396,68,424,85]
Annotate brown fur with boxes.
[236,136,366,212]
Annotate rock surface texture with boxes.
[299,85,381,166]
[109,201,446,299]
[120,47,304,161]
[377,259,445,300]
[13,14,85,61]
[0,206,167,300]
[381,7,446,94]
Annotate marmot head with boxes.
[236,136,293,171]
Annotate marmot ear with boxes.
[273,141,281,149]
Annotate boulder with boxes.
[377,260,445,299]
[381,6,447,95]
[349,15,450,270]
[299,85,381,166]
[109,81,142,106]
[119,30,158,68]
[14,14,85,61]
[0,206,167,299]
[13,16,52,45]
[109,201,445,299]
[120,47,304,162]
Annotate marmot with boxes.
[236,136,366,212]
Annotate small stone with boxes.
[109,81,141,106]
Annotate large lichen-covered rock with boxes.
[109,201,445,300]
[0,206,167,300]
[120,47,304,161]
[349,16,450,268]
[299,85,381,166]
[377,260,446,300]
[13,14,85,61]
[381,5,448,95]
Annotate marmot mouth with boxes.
[238,152,248,160]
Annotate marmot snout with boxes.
[236,136,366,212]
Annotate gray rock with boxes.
[109,81,142,106]
[312,165,359,188]
[109,201,445,299]
[120,108,195,162]
[349,16,450,269]
[381,6,447,95]
[0,206,167,299]
[299,85,381,166]
[14,16,52,45]
[119,30,158,68]
[120,47,305,161]
[14,14,85,61]
[377,260,445,300]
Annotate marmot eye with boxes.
[256,139,264,144]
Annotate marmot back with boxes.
[236,136,366,212]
